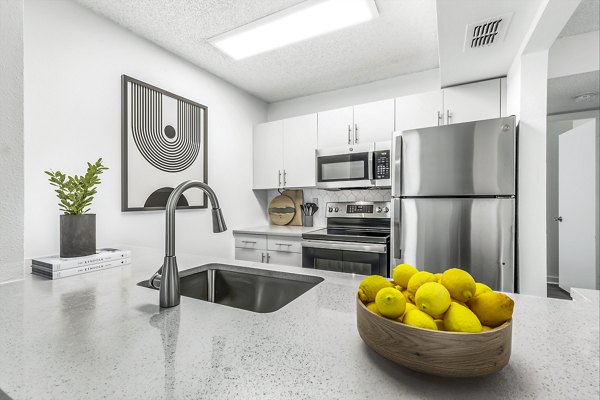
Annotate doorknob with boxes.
[554,216,563,222]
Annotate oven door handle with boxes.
[302,240,387,254]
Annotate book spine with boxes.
[32,250,131,271]
[32,258,131,279]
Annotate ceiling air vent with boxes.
[464,12,513,52]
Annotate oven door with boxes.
[316,144,375,189]
[301,240,389,277]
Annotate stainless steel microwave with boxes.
[315,143,391,189]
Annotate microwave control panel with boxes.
[374,150,390,180]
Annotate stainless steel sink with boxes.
[138,263,323,313]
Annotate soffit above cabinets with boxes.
[558,0,600,38]
[75,0,440,102]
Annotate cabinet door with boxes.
[283,114,317,187]
[353,99,395,144]
[395,90,443,132]
[235,247,265,263]
[253,120,284,189]
[267,251,302,268]
[443,79,500,124]
[317,106,354,148]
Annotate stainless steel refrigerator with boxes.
[391,116,517,292]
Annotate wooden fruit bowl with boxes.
[356,297,512,377]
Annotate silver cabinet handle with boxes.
[554,216,563,222]
[278,170,281,187]
[437,111,443,126]
[347,125,352,144]
[241,240,257,244]
[446,110,452,124]
[266,252,271,263]
[261,252,265,263]
[283,169,287,186]
[354,123,358,144]
[275,243,292,246]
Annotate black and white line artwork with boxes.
[121,75,208,211]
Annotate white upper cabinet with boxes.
[317,106,354,148]
[443,79,501,124]
[253,114,318,190]
[253,120,283,190]
[353,99,395,144]
[283,113,317,188]
[395,90,444,133]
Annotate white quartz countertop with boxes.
[232,225,324,237]
[1,246,598,400]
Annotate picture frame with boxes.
[121,75,208,211]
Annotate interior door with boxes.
[399,198,515,292]
[353,99,395,144]
[283,113,317,187]
[558,119,598,292]
[317,106,354,148]
[253,120,283,189]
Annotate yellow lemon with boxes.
[366,302,381,316]
[358,275,393,303]
[392,263,418,288]
[398,303,418,322]
[440,268,477,302]
[434,319,445,330]
[401,289,413,304]
[468,291,514,327]
[375,287,406,319]
[434,273,443,282]
[474,282,492,297]
[407,271,437,301]
[415,282,451,317]
[451,297,468,307]
[482,326,492,331]
[403,309,438,330]
[443,302,482,332]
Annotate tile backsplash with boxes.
[267,188,391,227]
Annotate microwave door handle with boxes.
[368,152,374,180]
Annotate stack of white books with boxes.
[31,248,131,280]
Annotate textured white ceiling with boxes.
[547,70,600,115]
[74,0,440,102]
[558,0,599,38]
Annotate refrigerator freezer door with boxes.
[400,116,515,196]
[394,197,515,292]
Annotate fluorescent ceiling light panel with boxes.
[209,0,379,60]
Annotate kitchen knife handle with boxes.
[347,125,352,144]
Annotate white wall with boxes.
[24,0,268,259]
[267,68,440,121]
[0,0,25,282]
[548,31,600,79]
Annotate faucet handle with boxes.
[149,265,163,289]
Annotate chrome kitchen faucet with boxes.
[148,180,227,308]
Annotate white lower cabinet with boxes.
[234,232,302,267]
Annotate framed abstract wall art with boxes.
[121,75,208,211]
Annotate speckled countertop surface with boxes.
[232,225,324,237]
[0,246,598,400]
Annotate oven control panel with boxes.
[326,201,391,218]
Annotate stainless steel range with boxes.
[301,201,390,277]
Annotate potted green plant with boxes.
[45,158,108,258]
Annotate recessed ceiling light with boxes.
[209,0,379,60]
[572,92,598,103]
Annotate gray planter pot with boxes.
[60,214,96,258]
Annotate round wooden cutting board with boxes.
[268,194,296,225]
